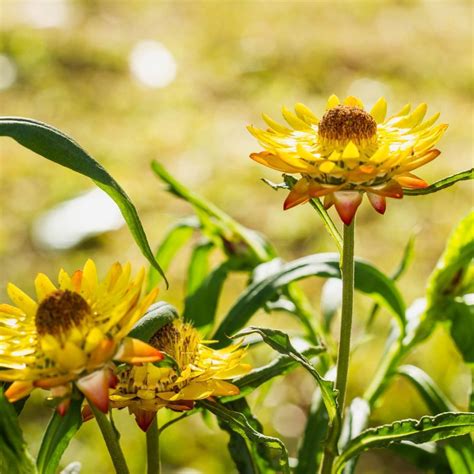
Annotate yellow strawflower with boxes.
[109,319,251,431]
[0,259,162,414]
[248,94,447,224]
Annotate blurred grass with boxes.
[1,1,473,473]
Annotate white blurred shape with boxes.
[347,78,389,109]
[129,40,177,88]
[21,0,71,29]
[60,461,82,474]
[273,403,307,438]
[0,54,17,90]
[32,188,125,250]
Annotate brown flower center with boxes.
[35,290,91,336]
[318,105,377,142]
[150,321,199,368]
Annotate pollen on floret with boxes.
[318,105,377,143]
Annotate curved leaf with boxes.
[0,117,167,286]
[224,345,325,402]
[36,397,83,474]
[200,399,289,474]
[0,390,36,474]
[128,301,178,342]
[147,217,199,290]
[213,254,405,345]
[404,169,473,195]
[234,327,337,424]
[335,412,474,473]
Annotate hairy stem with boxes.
[146,415,161,474]
[319,220,355,474]
[88,402,130,474]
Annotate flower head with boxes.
[248,95,447,224]
[0,259,163,414]
[110,319,251,431]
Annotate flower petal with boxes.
[5,381,34,402]
[132,408,156,432]
[333,192,363,225]
[114,337,163,364]
[395,174,428,189]
[77,369,111,413]
[367,193,387,214]
[283,180,311,210]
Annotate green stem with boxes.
[146,415,161,474]
[319,220,355,474]
[88,401,130,474]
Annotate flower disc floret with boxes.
[248,94,448,224]
[0,259,163,414]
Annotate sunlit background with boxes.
[1,1,473,473]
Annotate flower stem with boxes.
[146,415,161,474]
[319,220,355,474]
[335,220,355,412]
[88,402,130,474]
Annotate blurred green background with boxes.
[1,1,472,473]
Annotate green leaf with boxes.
[367,234,415,328]
[397,365,455,413]
[295,390,329,474]
[233,327,338,424]
[147,217,199,290]
[36,397,83,474]
[404,169,473,195]
[448,299,474,363]
[224,345,325,402]
[151,160,276,264]
[339,398,370,474]
[0,390,36,474]
[388,442,450,473]
[335,412,474,473]
[183,261,230,329]
[200,399,290,474]
[426,211,474,312]
[397,365,474,474]
[128,301,178,342]
[185,240,215,296]
[213,254,405,345]
[0,117,168,286]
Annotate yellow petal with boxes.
[262,113,291,133]
[34,273,57,302]
[7,284,37,318]
[82,259,98,297]
[326,94,340,109]
[84,327,105,353]
[58,269,72,290]
[328,150,341,161]
[294,103,319,124]
[342,141,359,159]
[370,97,387,124]
[370,144,390,163]
[319,161,336,173]
[281,106,312,131]
[343,96,364,109]
[57,341,87,371]
[296,143,318,161]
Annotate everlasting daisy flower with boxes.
[0,260,163,414]
[248,95,448,224]
[109,319,251,431]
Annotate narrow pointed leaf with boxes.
[233,327,338,424]
[0,117,167,285]
[335,412,474,473]
[200,399,290,474]
[36,397,83,474]
[0,390,36,474]
[213,254,405,345]
[147,217,199,290]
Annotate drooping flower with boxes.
[248,95,447,224]
[109,319,251,431]
[0,260,163,414]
